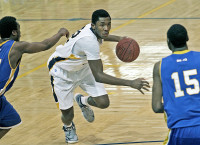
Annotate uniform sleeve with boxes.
[75,36,101,60]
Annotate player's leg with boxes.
[0,129,11,139]
[60,107,78,144]
[0,96,21,139]
[49,64,82,143]
[75,66,109,123]
[78,66,109,109]
[76,88,109,109]
[75,88,109,122]
[50,76,78,143]
[87,94,109,109]
[61,107,74,126]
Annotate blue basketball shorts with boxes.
[0,95,21,129]
[166,125,200,145]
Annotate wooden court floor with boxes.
[1,0,200,144]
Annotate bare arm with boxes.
[10,28,69,68]
[88,59,150,94]
[152,61,164,113]
[17,28,69,54]
[104,35,125,42]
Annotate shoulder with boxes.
[14,41,29,48]
[12,41,31,53]
[154,61,161,68]
[191,51,200,55]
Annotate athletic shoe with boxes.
[75,93,94,122]
[63,122,78,143]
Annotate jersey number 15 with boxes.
[171,69,200,97]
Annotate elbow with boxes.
[93,72,103,83]
[153,108,162,113]
[152,103,164,113]
[94,75,101,83]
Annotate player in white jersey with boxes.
[47,9,150,143]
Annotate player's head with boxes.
[167,24,189,50]
[0,16,21,41]
[91,9,111,39]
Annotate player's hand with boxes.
[130,78,150,94]
[58,28,70,38]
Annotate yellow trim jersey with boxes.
[0,40,20,96]
[160,50,200,129]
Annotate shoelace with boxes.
[64,126,74,138]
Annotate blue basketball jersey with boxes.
[0,40,20,96]
[161,50,200,129]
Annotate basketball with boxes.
[116,38,140,62]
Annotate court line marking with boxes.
[17,63,46,80]
[96,140,164,145]
[17,0,176,80]
[110,0,176,32]
[18,17,200,21]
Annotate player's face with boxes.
[12,22,21,41]
[92,17,111,39]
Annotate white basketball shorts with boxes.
[49,64,107,110]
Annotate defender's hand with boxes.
[58,28,70,38]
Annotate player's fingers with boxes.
[143,83,150,88]
[141,80,150,85]
[139,89,144,94]
[142,87,149,91]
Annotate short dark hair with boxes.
[167,24,189,48]
[91,9,111,24]
[0,16,18,38]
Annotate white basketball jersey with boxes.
[47,24,100,71]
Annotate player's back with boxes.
[161,50,200,129]
[0,40,19,96]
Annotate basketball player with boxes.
[48,9,150,143]
[152,24,200,145]
[0,16,69,139]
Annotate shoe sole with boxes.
[66,140,78,144]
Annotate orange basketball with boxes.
[116,38,140,62]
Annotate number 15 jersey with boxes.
[161,50,200,129]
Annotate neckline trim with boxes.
[173,50,190,54]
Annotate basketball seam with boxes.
[122,39,133,62]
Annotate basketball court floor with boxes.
[1,0,200,144]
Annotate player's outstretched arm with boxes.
[104,35,126,42]
[9,28,69,69]
[88,59,150,94]
[17,28,69,54]
[152,61,164,113]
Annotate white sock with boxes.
[64,123,72,128]
[81,96,89,106]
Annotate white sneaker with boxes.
[63,122,78,143]
[74,93,94,122]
